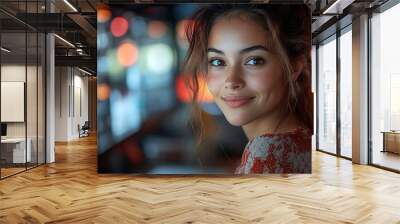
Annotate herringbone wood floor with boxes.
[1,135,400,224]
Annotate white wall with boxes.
[54,67,89,141]
[1,65,26,141]
[1,65,26,136]
[1,65,38,138]
[55,67,69,141]
[72,72,89,138]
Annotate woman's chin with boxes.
[224,116,249,127]
[219,107,253,127]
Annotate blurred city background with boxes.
[96,4,248,174]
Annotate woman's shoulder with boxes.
[250,126,311,145]
[236,127,312,174]
[257,126,312,138]
[245,127,311,157]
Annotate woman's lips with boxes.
[221,95,255,108]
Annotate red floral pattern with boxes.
[235,127,312,174]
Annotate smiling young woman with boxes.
[184,4,313,174]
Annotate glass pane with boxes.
[27,31,38,169]
[1,30,27,177]
[317,36,337,154]
[371,3,400,171]
[340,29,352,158]
[26,0,40,169]
[0,1,46,178]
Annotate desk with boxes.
[381,131,400,154]
[1,138,31,163]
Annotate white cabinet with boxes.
[1,138,32,163]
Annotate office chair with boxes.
[79,121,90,138]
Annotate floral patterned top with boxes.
[235,127,312,174]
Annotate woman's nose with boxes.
[224,66,244,90]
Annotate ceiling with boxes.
[0,0,392,74]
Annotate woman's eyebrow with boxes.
[207,48,224,55]
[207,45,268,55]
[239,45,268,54]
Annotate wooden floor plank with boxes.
[1,135,400,223]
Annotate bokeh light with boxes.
[126,66,141,90]
[117,41,138,67]
[145,43,174,75]
[111,17,129,37]
[97,4,111,23]
[110,91,141,140]
[97,56,108,74]
[148,20,167,39]
[98,83,111,101]
[176,75,190,103]
[97,33,109,50]
[198,77,214,103]
[107,50,123,76]
[130,18,147,39]
[176,19,194,48]
[176,74,214,103]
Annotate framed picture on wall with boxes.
[97,3,313,175]
[1,81,25,122]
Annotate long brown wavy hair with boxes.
[184,4,313,141]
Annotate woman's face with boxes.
[206,16,287,127]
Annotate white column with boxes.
[352,14,369,164]
[46,1,55,163]
[312,45,317,150]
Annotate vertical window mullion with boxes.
[337,28,341,157]
[367,10,373,165]
[0,16,2,179]
[316,44,319,151]
[25,0,28,171]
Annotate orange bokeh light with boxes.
[97,4,111,23]
[117,41,138,67]
[176,74,214,103]
[110,17,129,37]
[98,84,111,101]
[148,20,167,39]
[176,19,194,41]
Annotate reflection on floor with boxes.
[0,167,25,178]
[373,150,400,171]
[0,163,42,178]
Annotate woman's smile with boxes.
[221,95,256,108]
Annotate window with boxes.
[317,35,337,154]
[339,27,352,158]
[0,1,46,179]
[370,2,400,171]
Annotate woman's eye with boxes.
[245,57,265,66]
[209,58,226,67]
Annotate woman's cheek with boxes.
[206,73,224,97]
[246,66,283,91]
[246,71,274,91]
